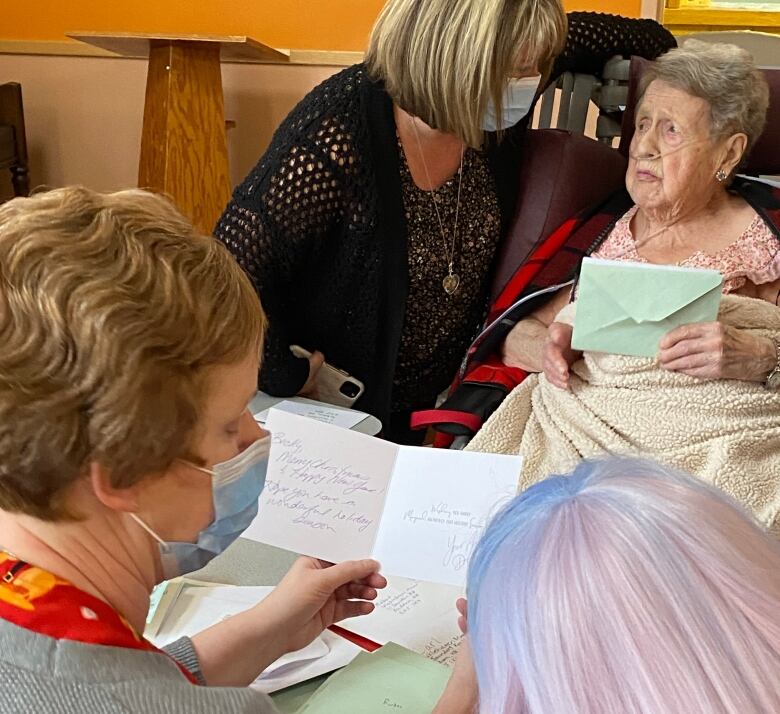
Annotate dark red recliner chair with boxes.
[414,60,780,446]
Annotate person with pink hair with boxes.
[435,457,780,713]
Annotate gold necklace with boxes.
[410,119,465,296]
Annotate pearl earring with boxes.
[715,169,727,183]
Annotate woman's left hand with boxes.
[262,556,387,654]
[658,322,776,381]
[190,557,385,687]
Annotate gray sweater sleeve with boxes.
[162,637,207,686]
[0,617,282,714]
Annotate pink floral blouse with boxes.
[593,205,780,293]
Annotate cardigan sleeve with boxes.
[215,121,349,397]
[551,12,676,81]
[162,636,207,686]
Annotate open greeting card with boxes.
[242,410,522,587]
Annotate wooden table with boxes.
[67,32,289,234]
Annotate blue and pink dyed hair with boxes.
[467,457,780,713]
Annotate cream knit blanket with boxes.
[467,295,780,532]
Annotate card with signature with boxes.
[243,409,522,587]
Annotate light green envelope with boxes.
[297,643,451,713]
[571,257,723,358]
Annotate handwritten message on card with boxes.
[340,576,464,666]
[372,448,517,586]
[243,415,398,564]
[244,410,522,587]
[266,436,378,533]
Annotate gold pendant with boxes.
[442,272,460,295]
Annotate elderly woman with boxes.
[470,41,780,531]
[441,458,780,713]
[0,188,387,712]
[215,0,675,443]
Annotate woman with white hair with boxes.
[448,457,780,713]
[469,42,780,531]
[503,40,780,384]
[215,0,674,443]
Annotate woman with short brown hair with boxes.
[0,187,385,713]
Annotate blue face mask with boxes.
[131,435,271,580]
[481,75,541,132]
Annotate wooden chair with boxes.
[0,83,30,198]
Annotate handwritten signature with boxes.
[442,532,480,571]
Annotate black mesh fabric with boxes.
[214,12,676,431]
[216,68,376,399]
[553,12,676,77]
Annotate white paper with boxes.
[373,448,517,586]
[147,583,362,693]
[254,399,368,430]
[251,629,362,694]
[244,410,522,587]
[244,411,399,563]
[254,638,329,678]
[338,576,464,666]
[150,585,275,648]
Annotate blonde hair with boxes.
[365,0,567,147]
[469,458,780,713]
[0,187,266,520]
[639,39,769,154]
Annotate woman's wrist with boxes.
[433,638,478,713]
[433,671,478,714]
[502,318,549,371]
[190,601,290,686]
[244,596,303,660]
[752,336,778,382]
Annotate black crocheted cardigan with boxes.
[215,12,676,429]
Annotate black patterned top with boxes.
[392,141,501,411]
[214,13,676,434]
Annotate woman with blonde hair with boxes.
[462,457,780,713]
[215,0,675,443]
[0,187,386,713]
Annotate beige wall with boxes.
[0,53,599,203]
[0,53,339,199]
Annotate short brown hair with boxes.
[365,0,567,148]
[0,187,266,520]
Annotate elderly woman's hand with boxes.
[658,322,776,381]
[542,322,582,389]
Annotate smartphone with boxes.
[290,345,365,408]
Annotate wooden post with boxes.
[66,33,291,233]
[138,40,230,235]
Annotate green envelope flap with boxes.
[297,643,451,714]
[579,258,723,323]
